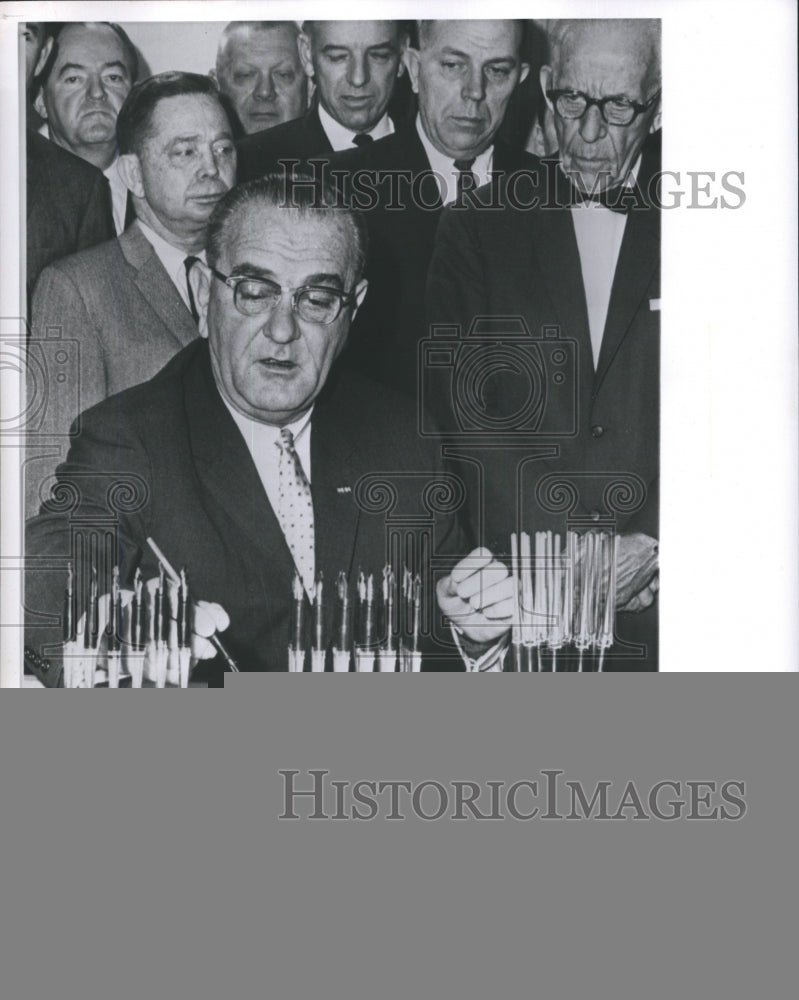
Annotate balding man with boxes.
[236,20,409,180]
[427,19,662,670]
[35,22,139,234]
[331,19,534,394]
[211,21,307,136]
[23,175,503,684]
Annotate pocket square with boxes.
[649,298,661,311]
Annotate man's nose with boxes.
[579,104,607,143]
[197,145,221,177]
[347,53,369,88]
[462,67,486,104]
[262,294,300,343]
[86,72,107,101]
[253,71,276,102]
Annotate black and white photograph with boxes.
[1,1,796,683]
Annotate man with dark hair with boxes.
[23,23,114,298]
[24,175,509,683]
[330,19,533,394]
[426,19,662,669]
[236,20,408,180]
[211,21,307,136]
[34,22,139,234]
[26,71,235,518]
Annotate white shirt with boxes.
[38,123,127,235]
[223,401,313,527]
[103,158,129,236]
[135,221,206,317]
[415,114,494,207]
[317,103,394,152]
[568,155,642,367]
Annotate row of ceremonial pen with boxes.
[509,529,617,672]
[289,567,424,673]
[49,529,617,685]
[59,562,192,688]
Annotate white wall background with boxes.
[123,22,227,77]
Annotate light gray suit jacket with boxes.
[26,223,199,516]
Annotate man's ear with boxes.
[194,263,212,339]
[351,278,368,320]
[650,97,662,133]
[297,32,314,79]
[518,61,530,86]
[540,66,554,110]
[117,153,145,198]
[403,47,420,94]
[33,88,47,120]
[34,35,53,77]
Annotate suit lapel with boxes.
[594,147,661,388]
[306,106,334,153]
[184,348,291,568]
[119,225,198,350]
[311,373,362,586]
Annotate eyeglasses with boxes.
[546,89,661,126]
[209,267,358,325]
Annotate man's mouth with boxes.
[340,95,372,107]
[449,116,486,131]
[189,191,227,203]
[258,358,297,372]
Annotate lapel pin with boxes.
[336,486,352,494]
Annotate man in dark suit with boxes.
[25,176,511,684]
[329,19,533,394]
[236,20,409,181]
[23,22,114,297]
[26,72,236,518]
[34,22,139,236]
[426,19,662,669]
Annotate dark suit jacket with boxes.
[425,135,661,669]
[329,124,540,395]
[26,130,114,301]
[236,106,333,182]
[26,223,200,518]
[25,341,466,683]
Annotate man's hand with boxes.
[191,601,231,660]
[614,533,659,611]
[437,547,515,645]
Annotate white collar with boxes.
[135,220,205,276]
[223,398,313,450]
[414,115,494,206]
[317,102,394,152]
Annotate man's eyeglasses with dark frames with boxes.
[209,267,359,325]
[546,89,661,126]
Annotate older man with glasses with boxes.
[426,19,662,671]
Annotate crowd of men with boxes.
[23,18,661,682]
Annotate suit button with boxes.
[591,424,604,438]
[590,510,601,522]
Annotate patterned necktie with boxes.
[277,428,315,595]
[184,256,201,323]
[453,157,477,204]
[352,132,374,147]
